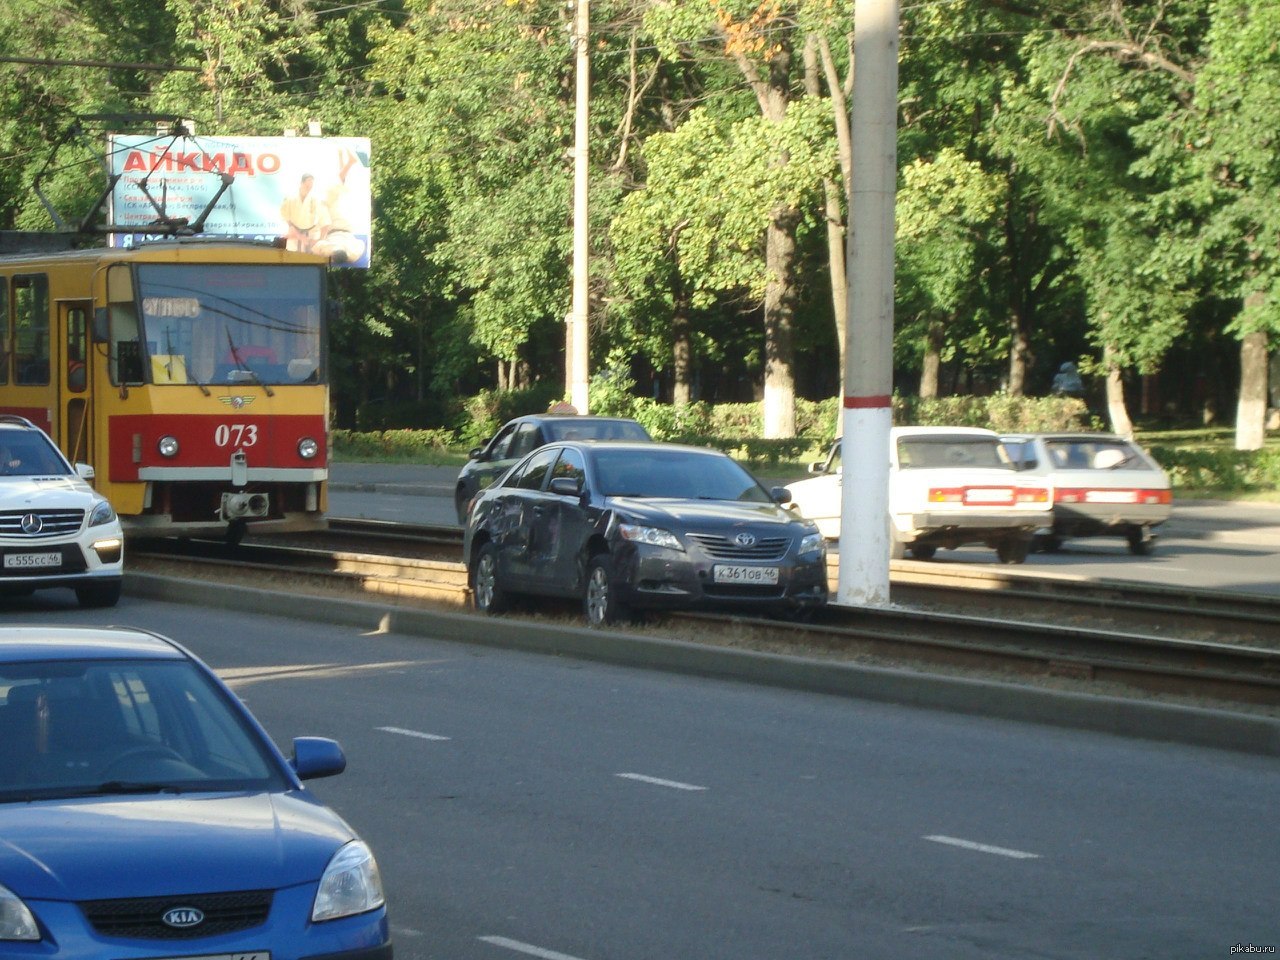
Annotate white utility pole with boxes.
[568,0,591,413]
[837,0,899,606]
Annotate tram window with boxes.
[13,275,49,386]
[67,307,87,393]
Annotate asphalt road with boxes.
[5,593,1278,959]
[328,462,1280,596]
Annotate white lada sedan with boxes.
[785,426,1052,564]
[999,432,1172,554]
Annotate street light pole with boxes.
[568,0,591,413]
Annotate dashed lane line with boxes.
[479,935,592,960]
[924,834,1040,859]
[616,772,707,791]
[377,726,451,741]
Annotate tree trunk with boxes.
[805,35,851,379]
[1235,326,1268,451]
[672,297,692,407]
[1007,314,1033,396]
[731,34,799,439]
[763,206,799,438]
[1104,343,1133,439]
[919,319,944,399]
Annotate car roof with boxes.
[554,440,723,455]
[891,426,999,438]
[0,416,44,433]
[0,626,185,663]
[514,414,641,424]
[1002,432,1128,442]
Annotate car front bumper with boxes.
[20,892,391,960]
[613,543,829,612]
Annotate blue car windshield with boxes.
[593,448,770,502]
[0,659,287,802]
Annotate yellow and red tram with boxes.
[0,237,330,539]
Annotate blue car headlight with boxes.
[88,498,117,527]
[798,531,826,559]
[618,522,683,551]
[312,840,385,922]
[0,883,39,941]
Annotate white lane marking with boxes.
[220,660,427,688]
[616,772,707,791]
[377,726,450,741]
[479,935,592,960]
[924,835,1040,859]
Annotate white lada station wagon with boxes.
[785,426,1052,564]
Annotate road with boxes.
[328,462,1280,596]
[5,593,1277,959]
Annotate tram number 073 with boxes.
[215,424,259,447]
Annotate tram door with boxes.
[57,301,92,468]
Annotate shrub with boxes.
[454,383,563,447]
[898,394,1093,432]
[332,427,455,460]
[1146,445,1280,493]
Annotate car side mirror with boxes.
[468,446,484,460]
[771,486,792,505]
[291,736,346,780]
[75,462,95,480]
[807,461,825,474]
[549,476,583,497]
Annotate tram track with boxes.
[131,518,1280,717]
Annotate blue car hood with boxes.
[0,791,353,901]
[608,497,796,529]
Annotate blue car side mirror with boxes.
[291,736,347,780]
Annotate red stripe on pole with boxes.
[843,395,892,409]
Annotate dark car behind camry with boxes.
[454,414,652,523]
[463,441,828,625]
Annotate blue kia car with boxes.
[0,626,392,958]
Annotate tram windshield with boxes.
[116,263,325,387]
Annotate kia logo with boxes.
[733,532,757,547]
[19,513,42,535]
[161,906,205,928]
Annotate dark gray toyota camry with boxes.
[462,441,828,626]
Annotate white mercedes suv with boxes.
[0,416,123,607]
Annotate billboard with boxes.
[107,134,372,268]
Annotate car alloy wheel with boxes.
[472,543,509,614]
[584,554,628,627]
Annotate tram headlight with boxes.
[298,437,319,460]
[157,436,179,458]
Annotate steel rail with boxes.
[132,531,1280,712]
[301,517,1280,646]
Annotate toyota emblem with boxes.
[733,532,757,547]
[19,513,42,535]
[161,906,205,928]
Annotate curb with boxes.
[125,572,1280,758]
[329,482,453,498]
